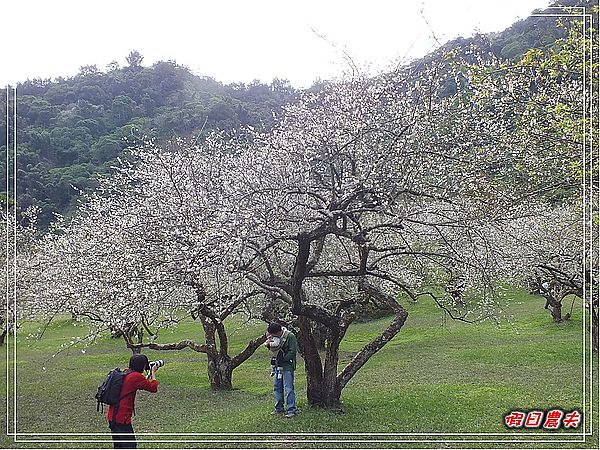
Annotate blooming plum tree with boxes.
[220,55,573,407]
[30,140,267,390]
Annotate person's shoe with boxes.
[284,412,297,418]
[272,410,284,416]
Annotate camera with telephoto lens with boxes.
[148,359,165,372]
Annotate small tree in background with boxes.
[125,50,144,69]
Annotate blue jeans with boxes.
[273,366,296,414]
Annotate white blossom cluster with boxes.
[15,29,591,347]
[2,207,44,340]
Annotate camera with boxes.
[148,359,165,372]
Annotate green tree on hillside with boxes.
[3,54,296,227]
[126,49,144,68]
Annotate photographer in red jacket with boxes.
[107,354,158,449]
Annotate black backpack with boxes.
[95,368,134,422]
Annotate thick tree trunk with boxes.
[297,316,326,406]
[543,292,565,323]
[311,322,328,350]
[299,305,407,410]
[550,301,563,323]
[200,314,267,391]
[287,239,410,409]
[207,354,233,391]
[543,285,578,324]
[302,324,345,409]
[198,316,233,391]
[315,381,343,409]
[321,328,343,409]
[206,334,267,390]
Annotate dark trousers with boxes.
[109,422,136,449]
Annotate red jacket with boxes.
[107,370,158,424]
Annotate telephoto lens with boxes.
[148,359,165,372]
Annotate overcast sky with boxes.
[3,0,552,88]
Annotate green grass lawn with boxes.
[0,289,597,448]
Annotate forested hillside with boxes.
[0,0,595,227]
[1,52,296,225]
